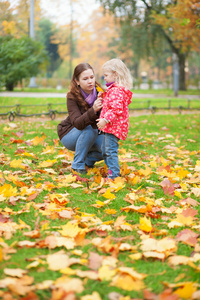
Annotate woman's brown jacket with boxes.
[57,92,99,141]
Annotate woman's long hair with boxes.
[68,63,100,110]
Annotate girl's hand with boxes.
[98,91,104,98]
[97,118,107,130]
[93,98,103,113]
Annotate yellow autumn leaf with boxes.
[0,184,18,198]
[42,146,55,154]
[31,136,45,145]
[174,282,197,299]
[49,193,69,205]
[139,166,152,176]
[38,159,57,168]
[176,214,193,226]
[81,291,102,300]
[10,159,26,169]
[174,190,182,198]
[180,182,188,191]
[59,222,87,238]
[150,160,157,168]
[111,274,145,291]
[129,253,142,260]
[0,247,3,262]
[176,168,189,180]
[102,188,116,199]
[20,152,36,158]
[104,208,117,215]
[96,84,104,93]
[139,216,152,232]
[98,265,116,281]
[91,200,107,208]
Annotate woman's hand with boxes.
[93,98,103,113]
[97,118,107,130]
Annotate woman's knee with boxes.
[83,126,98,139]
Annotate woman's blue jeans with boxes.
[102,133,120,179]
[61,125,103,170]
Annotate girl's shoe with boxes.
[72,168,87,174]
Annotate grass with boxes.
[0,96,199,117]
[0,113,200,299]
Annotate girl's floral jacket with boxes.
[100,83,133,140]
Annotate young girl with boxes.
[97,58,133,179]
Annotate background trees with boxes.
[0,0,199,91]
[0,36,47,90]
[99,0,200,90]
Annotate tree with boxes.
[0,1,17,36]
[0,36,47,91]
[75,6,120,79]
[36,19,62,76]
[99,0,200,90]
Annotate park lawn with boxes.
[0,96,199,118]
[0,114,200,299]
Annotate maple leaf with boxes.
[114,215,127,231]
[4,268,27,278]
[104,208,117,215]
[98,265,116,281]
[160,178,177,195]
[54,276,84,293]
[141,238,177,259]
[45,236,75,250]
[31,136,45,145]
[48,193,69,205]
[191,187,200,197]
[88,252,103,270]
[0,183,18,198]
[178,197,198,207]
[139,216,153,233]
[59,222,88,238]
[174,282,197,299]
[10,159,26,170]
[41,145,55,154]
[122,204,151,213]
[175,229,199,247]
[47,250,70,270]
[139,166,152,176]
[23,230,40,239]
[111,273,145,291]
[81,291,102,300]
[10,138,24,144]
[38,159,57,168]
[102,188,116,199]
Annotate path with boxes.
[0,91,199,99]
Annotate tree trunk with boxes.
[133,62,139,78]
[178,52,186,90]
[5,81,14,91]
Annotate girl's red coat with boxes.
[100,83,132,140]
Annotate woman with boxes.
[57,63,104,174]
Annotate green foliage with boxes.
[36,19,62,76]
[0,36,48,91]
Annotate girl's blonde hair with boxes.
[102,58,133,89]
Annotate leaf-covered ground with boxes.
[0,114,200,300]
